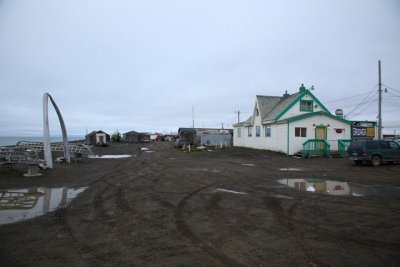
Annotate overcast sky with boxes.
[0,0,399,136]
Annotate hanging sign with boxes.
[352,127,375,137]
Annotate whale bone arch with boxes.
[43,93,70,168]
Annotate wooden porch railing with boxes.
[302,139,331,158]
[338,139,352,156]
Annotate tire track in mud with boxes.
[115,186,132,212]
[263,196,330,267]
[53,169,121,265]
[111,157,179,237]
[175,183,243,266]
[289,198,400,252]
[306,222,400,251]
[55,206,113,265]
[56,180,128,265]
[53,157,145,266]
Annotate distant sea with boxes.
[0,136,85,147]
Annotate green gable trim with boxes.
[287,122,290,156]
[275,92,305,121]
[275,90,330,121]
[307,90,331,114]
[283,111,352,124]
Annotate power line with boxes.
[382,83,400,94]
[339,98,377,109]
[346,88,378,118]
[355,108,400,116]
[325,91,372,104]
[386,92,400,98]
[385,100,400,108]
[350,99,378,118]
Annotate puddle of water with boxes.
[89,155,132,159]
[279,168,303,171]
[216,188,247,195]
[277,178,371,197]
[0,187,87,225]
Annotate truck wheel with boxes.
[371,155,381,167]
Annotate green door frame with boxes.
[315,126,328,140]
[287,122,290,156]
[315,126,328,151]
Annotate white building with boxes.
[233,84,352,156]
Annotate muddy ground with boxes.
[0,142,399,266]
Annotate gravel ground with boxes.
[1,141,399,266]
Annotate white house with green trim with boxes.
[233,84,353,156]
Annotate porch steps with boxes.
[292,150,343,159]
[291,151,303,159]
[291,151,314,158]
[330,150,344,158]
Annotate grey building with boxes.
[123,131,151,143]
[178,127,233,146]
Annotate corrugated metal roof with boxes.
[262,92,301,121]
[256,95,283,122]
[234,116,253,127]
[236,92,302,126]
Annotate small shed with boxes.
[123,131,151,143]
[86,130,110,146]
[178,128,196,145]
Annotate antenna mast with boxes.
[378,60,382,140]
[235,110,240,123]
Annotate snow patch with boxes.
[279,168,303,171]
[89,155,132,159]
[216,188,247,195]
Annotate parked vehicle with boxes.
[348,139,400,166]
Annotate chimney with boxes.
[283,90,290,98]
[299,84,306,93]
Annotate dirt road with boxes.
[1,142,399,266]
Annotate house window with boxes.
[265,126,271,137]
[237,128,241,137]
[248,127,252,137]
[256,126,260,137]
[255,108,259,116]
[295,127,307,137]
[300,100,313,112]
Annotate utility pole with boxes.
[192,106,195,145]
[378,60,382,140]
[235,110,240,123]
[192,106,195,129]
